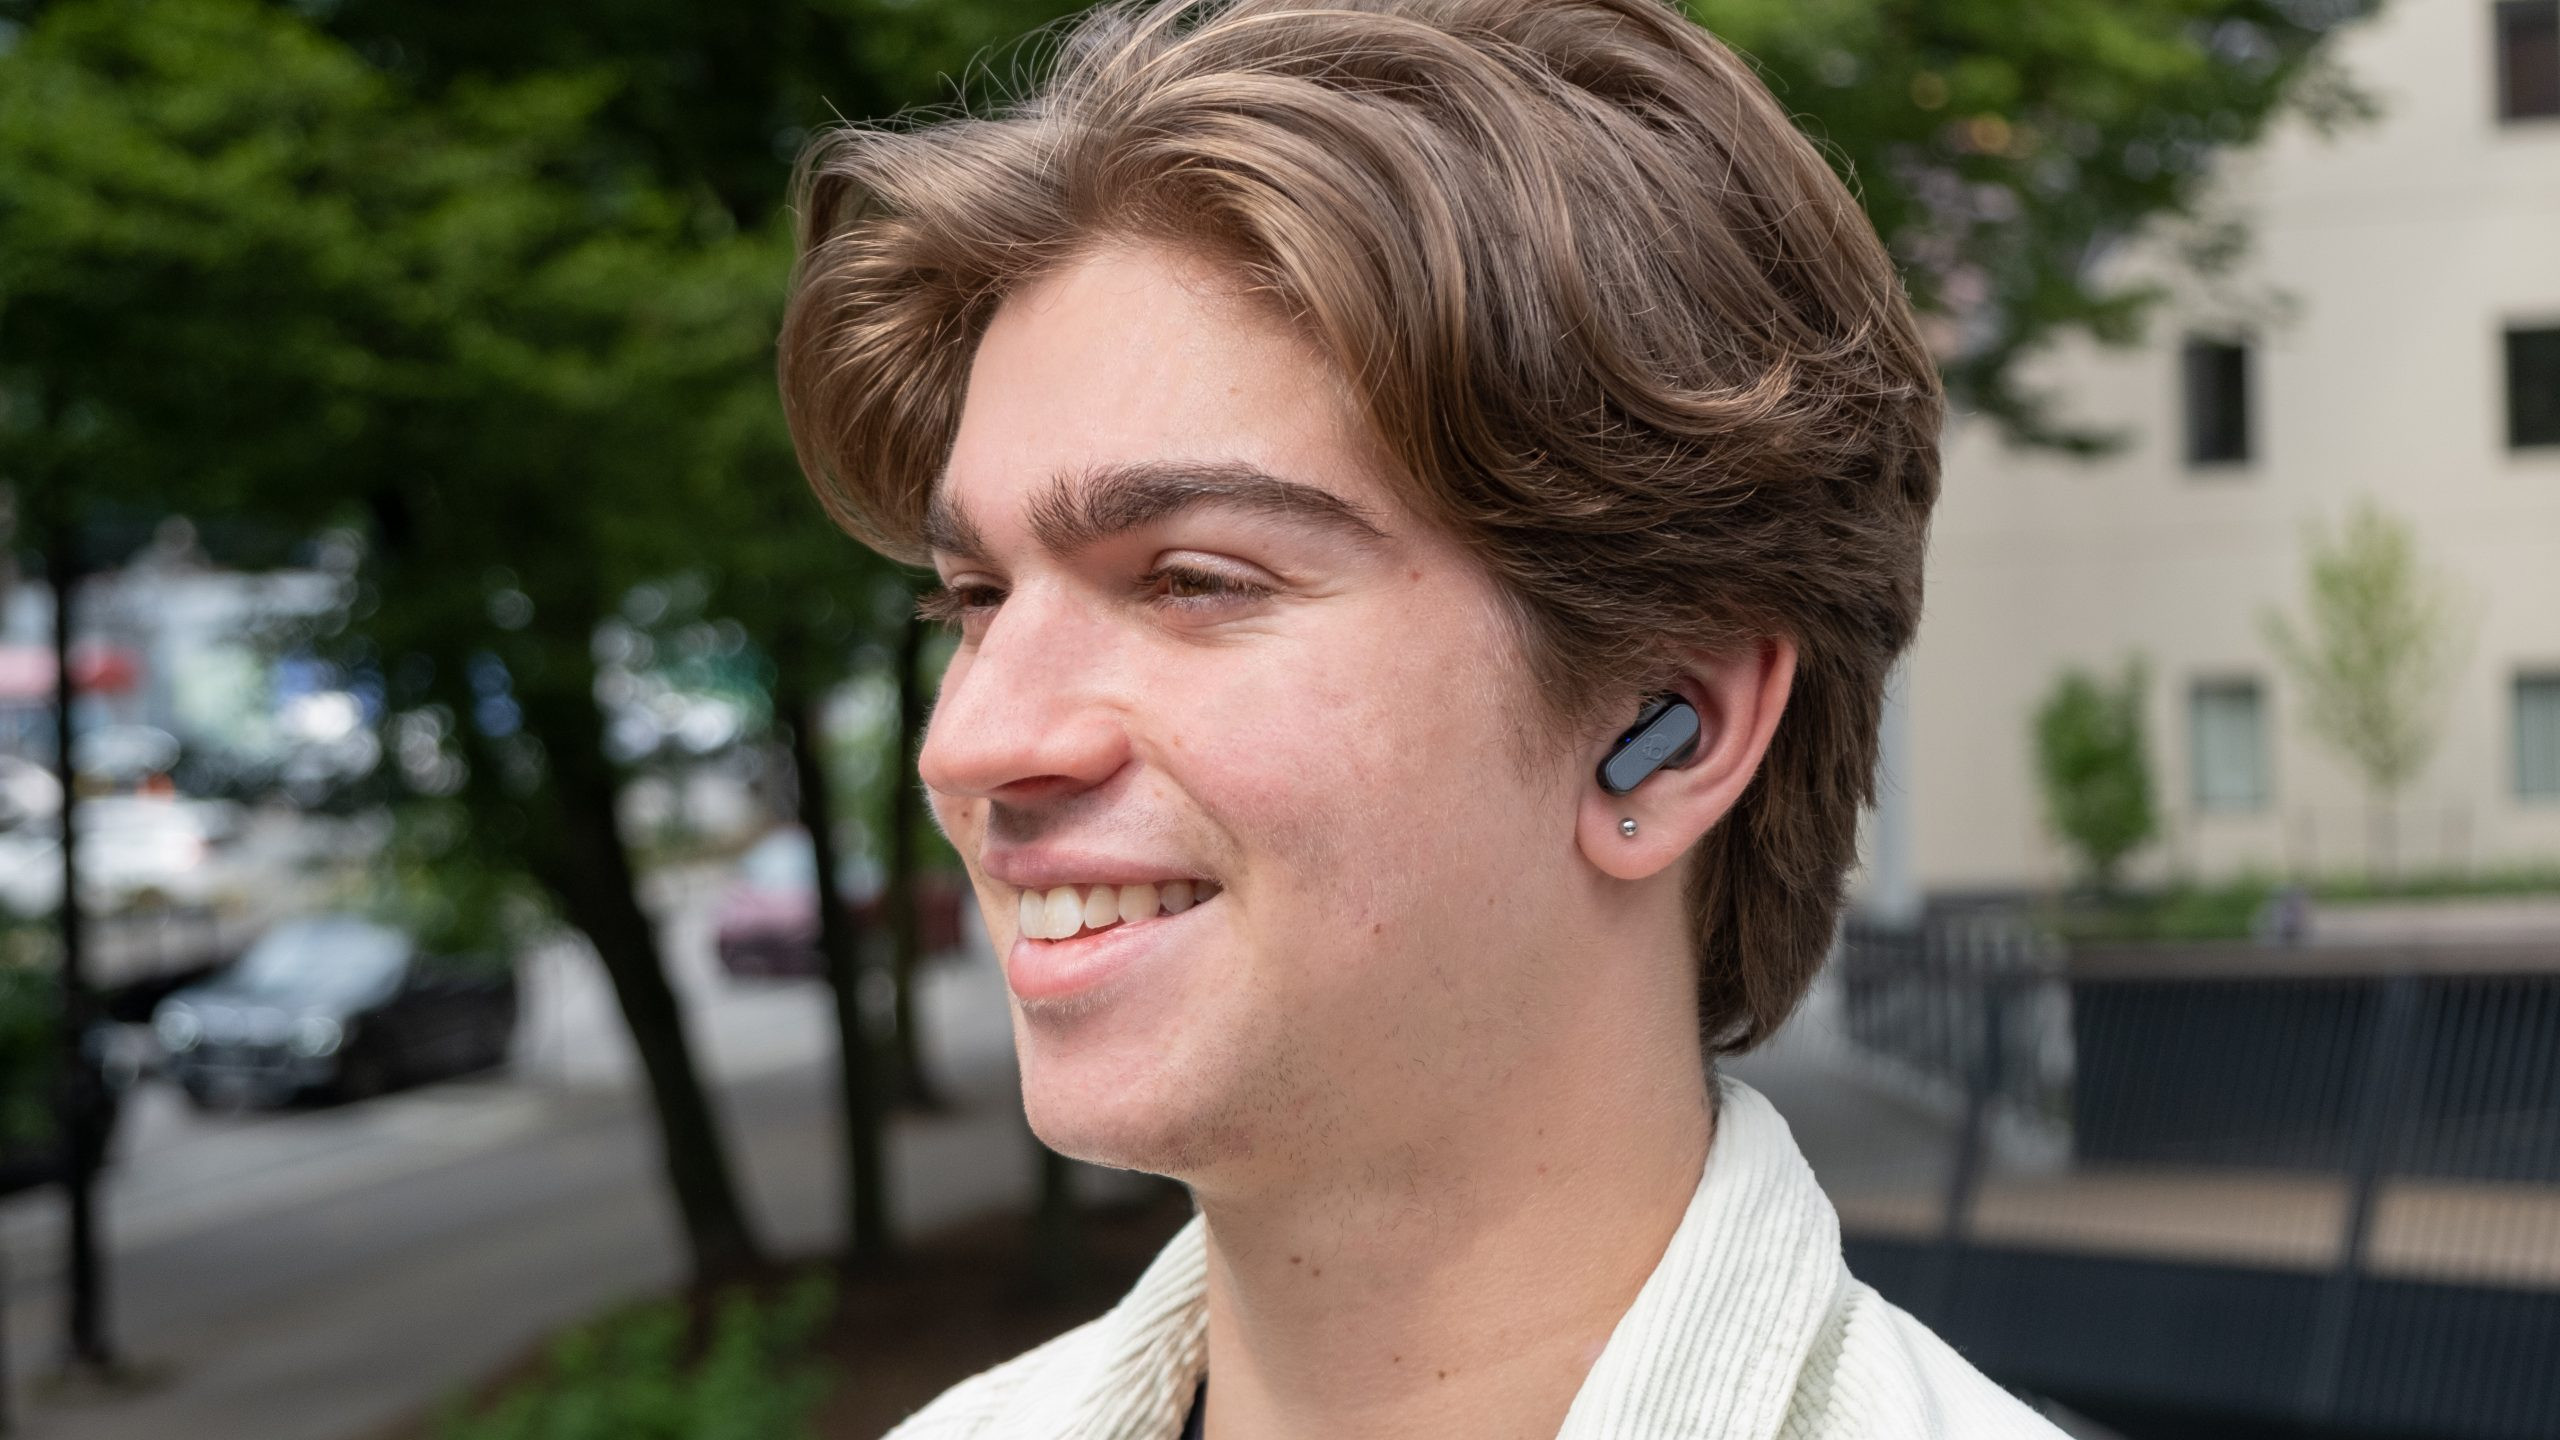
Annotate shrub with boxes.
[436,1275,834,1440]
[0,960,59,1151]
[2031,660,2158,894]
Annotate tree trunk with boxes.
[778,677,892,1267]
[2368,790,2398,886]
[517,670,764,1286]
[45,523,114,1374]
[1030,1139,1083,1299]
[886,611,943,1111]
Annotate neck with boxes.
[1189,951,1712,1440]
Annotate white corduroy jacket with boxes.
[884,1078,2067,1440]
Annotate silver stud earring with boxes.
[1619,818,1639,838]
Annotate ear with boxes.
[1575,636,1798,881]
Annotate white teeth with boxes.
[1041,887,1082,940]
[1015,879,1215,940]
[1081,887,1119,931]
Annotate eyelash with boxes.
[917,564,1274,632]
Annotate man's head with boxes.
[780,0,1940,1181]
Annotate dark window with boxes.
[2498,1,2560,121]
[2511,326,2560,448]
[2182,337,2251,467]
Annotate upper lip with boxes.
[979,847,1208,891]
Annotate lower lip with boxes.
[1004,901,1208,1004]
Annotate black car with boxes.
[152,914,516,1108]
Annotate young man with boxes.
[780,1,2066,1436]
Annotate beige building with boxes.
[1866,0,2560,905]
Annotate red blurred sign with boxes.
[0,644,142,700]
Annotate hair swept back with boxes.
[778,0,1943,1056]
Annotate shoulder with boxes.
[878,1314,1115,1440]
[1778,1278,2070,1440]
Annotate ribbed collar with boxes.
[989,1077,1847,1440]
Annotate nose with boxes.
[918,581,1132,809]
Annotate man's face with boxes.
[919,242,1594,1188]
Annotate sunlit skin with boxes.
[917,240,1797,1440]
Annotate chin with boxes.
[1018,1051,1251,1179]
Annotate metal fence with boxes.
[1820,914,2560,1440]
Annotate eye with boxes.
[1139,563,1273,612]
[917,580,1005,639]
[921,561,1280,638]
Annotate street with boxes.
[0,870,1106,1440]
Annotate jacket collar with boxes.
[1006,1076,1846,1440]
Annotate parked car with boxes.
[0,795,244,918]
[0,755,61,829]
[712,827,971,979]
[152,913,515,1108]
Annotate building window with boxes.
[2510,326,2560,448]
[2519,673,2560,800]
[2191,678,2270,811]
[2498,1,2560,122]
[2182,337,2251,467]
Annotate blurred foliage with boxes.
[341,801,559,970]
[820,631,961,878]
[1697,0,2380,447]
[0,0,383,566]
[2262,498,2469,800]
[2041,873,2272,943]
[434,1274,834,1440]
[0,961,58,1151]
[2032,658,2159,894]
[2045,866,2560,943]
[300,0,1090,227]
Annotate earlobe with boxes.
[1572,638,1797,883]
[1576,688,1717,880]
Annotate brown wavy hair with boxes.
[778,0,1942,1055]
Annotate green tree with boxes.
[0,0,411,1367]
[2032,660,2159,893]
[2261,498,2466,877]
[305,0,1090,228]
[1,0,775,1284]
[294,0,1081,1266]
[1696,0,2379,447]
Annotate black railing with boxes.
[1825,915,2560,1440]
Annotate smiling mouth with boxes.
[1013,880,1222,942]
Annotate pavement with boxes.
[0,868,1136,1440]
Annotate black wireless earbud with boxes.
[1596,694,1702,796]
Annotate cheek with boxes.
[1172,591,1548,939]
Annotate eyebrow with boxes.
[922,460,1390,563]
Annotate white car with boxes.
[0,756,61,829]
[0,797,241,917]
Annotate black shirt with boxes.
[1180,1376,1206,1440]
